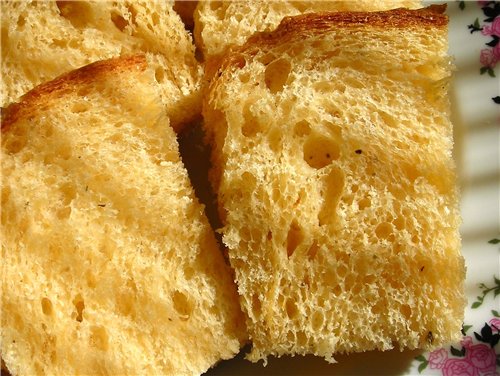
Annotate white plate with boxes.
[206,2,500,374]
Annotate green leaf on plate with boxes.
[462,324,473,334]
[487,68,496,78]
[459,1,465,10]
[472,301,482,309]
[492,310,500,317]
[418,360,428,373]
[415,354,426,362]
[488,238,500,244]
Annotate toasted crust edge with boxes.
[205,5,448,81]
[1,54,148,133]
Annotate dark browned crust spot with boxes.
[1,54,148,133]
[206,5,448,83]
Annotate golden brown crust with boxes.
[1,54,148,133]
[206,5,448,81]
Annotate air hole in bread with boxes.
[303,134,340,169]
[307,241,319,260]
[210,1,223,11]
[336,264,348,279]
[318,166,344,226]
[77,86,91,97]
[17,14,26,28]
[238,71,251,83]
[71,102,89,113]
[85,270,96,288]
[351,283,362,294]
[60,181,78,205]
[111,12,128,32]
[154,67,165,83]
[41,297,53,316]
[267,127,282,153]
[4,138,26,154]
[265,58,291,93]
[286,221,303,258]
[285,299,299,320]
[400,304,412,319]
[296,331,308,347]
[57,206,71,220]
[172,291,193,320]
[56,1,93,29]
[403,163,420,182]
[311,311,324,331]
[183,266,194,280]
[126,4,138,26]
[72,294,85,322]
[251,294,262,318]
[358,197,371,210]
[242,104,263,137]
[59,145,72,160]
[89,325,109,351]
[393,216,406,230]
[375,222,393,239]
[151,12,160,26]
[294,120,311,137]
[379,111,398,128]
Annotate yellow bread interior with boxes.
[1,0,202,131]
[1,55,246,376]
[203,6,466,363]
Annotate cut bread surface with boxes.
[1,55,246,376]
[1,0,202,131]
[194,0,422,59]
[203,5,466,363]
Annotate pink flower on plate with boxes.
[480,48,498,68]
[493,43,500,61]
[466,343,497,372]
[442,358,478,376]
[489,317,500,332]
[428,348,448,369]
[461,336,474,349]
[481,17,500,37]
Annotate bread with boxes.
[203,5,466,363]
[194,0,422,59]
[0,0,201,131]
[1,55,246,375]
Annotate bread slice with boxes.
[1,55,246,376]
[203,5,466,363]
[194,0,422,59]
[1,0,201,131]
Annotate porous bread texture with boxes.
[194,0,422,59]
[1,0,202,131]
[203,6,466,363]
[1,55,246,376]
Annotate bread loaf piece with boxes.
[194,0,422,59]
[1,0,201,131]
[1,55,246,375]
[203,5,466,363]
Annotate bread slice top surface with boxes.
[206,4,446,78]
[194,0,423,59]
[1,55,246,376]
[1,0,202,131]
[203,5,465,362]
